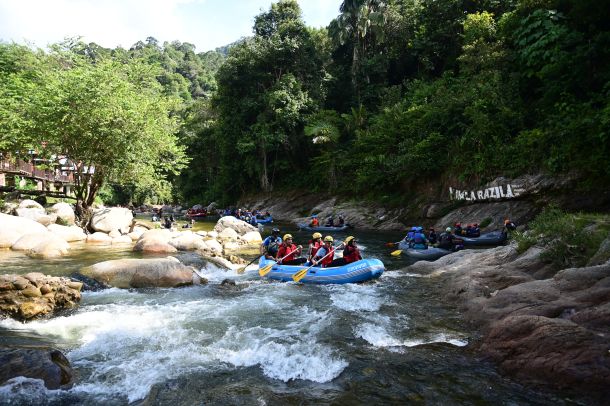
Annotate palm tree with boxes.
[331,0,387,100]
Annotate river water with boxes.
[0,221,588,405]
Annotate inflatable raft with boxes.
[460,231,507,247]
[398,242,452,261]
[297,223,349,232]
[254,216,273,224]
[258,256,384,284]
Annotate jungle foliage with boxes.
[1,0,609,207]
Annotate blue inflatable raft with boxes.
[258,256,384,284]
[254,216,273,224]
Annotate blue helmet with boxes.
[410,226,417,231]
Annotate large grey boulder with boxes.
[133,229,176,253]
[18,199,43,210]
[214,216,256,235]
[47,202,75,225]
[0,213,48,248]
[81,257,204,288]
[91,207,133,234]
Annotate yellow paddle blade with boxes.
[292,268,309,282]
[259,264,274,277]
[390,249,402,256]
[237,266,246,274]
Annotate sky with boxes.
[0,0,343,52]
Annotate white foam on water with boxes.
[0,285,346,402]
[203,306,347,383]
[355,321,468,348]
[326,284,385,312]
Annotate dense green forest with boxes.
[1,0,609,208]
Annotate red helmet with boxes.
[455,222,461,226]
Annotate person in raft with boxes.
[261,228,282,260]
[331,236,362,266]
[411,227,429,250]
[276,234,306,265]
[309,215,320,227]
[308,232,323,262]
[311,235,337,267]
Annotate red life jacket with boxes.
[343,245,362,264]
[311,218,319,226]
[277,243,298,262]
[309,240,322,260]
[317,245,335,267]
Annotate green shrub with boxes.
[480,217,493,228]
[524,207,609,268]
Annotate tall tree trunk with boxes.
[260,143,270,192]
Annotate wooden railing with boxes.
[0,158,73,184]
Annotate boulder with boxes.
[27,239,70,258]
[0,274,82,320]
[0,348,73,389]
[47,202,75,225]
[81,257,204,288]
[128,230,145,241]
[196,231,208,237]
[213,216,256,236]
[11,232,58,251]
[133,229,177,253]
[86,232,113,245]
[90,207,133,234]
[241,231,263,244]
[218,227,238,241]
[108,230,122,238]
[18,199,43,210]
[15,207,57,226]
[222,241,240,252]
[587,237,610,266]
[207,231,218,239]
[169,233,206,251]
[47,224,87,242]
[202,239,222,253]
[0,213,48,248]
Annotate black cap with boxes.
[272,228,280,233]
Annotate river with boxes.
[0,221,588,404]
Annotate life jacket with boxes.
[311,218,319,226]
[264,236,281,255]
[277,243,299,262]
[309,240,323,260]
[413,232,426,244]
[406,231,415,241]
[315,245,335,267]
[343,245,361,264]
[438,232,453,248]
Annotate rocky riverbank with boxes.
[239,174,592,231]
[0,273,82,320]
[408,240,610,397]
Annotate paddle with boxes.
[391,249,403,256]
[237,255,260,275]
[292,243,344,283]
[385,241,401,248]
[259,246,303,277]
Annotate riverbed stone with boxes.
[201,239,222,253]
[86,232,113,245]
[218,227,238,241]
[18,200,43,210]
[0,348,73,389]
[47,202,76,225]
[207,231,218,239]
[47,224,87,242]
[214,216,256,235]
[0,274,81,320]
[241,231,262,244]
[81,257,202,288]
[0,213,48,248]
[112,235,133,245]
[169,232,206,251]
[91,207,133,234]
[28,237,70,259]
[11,232,57,251]
[411,242,610,393]
[133,230,177,253]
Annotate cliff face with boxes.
[239,173,610,231]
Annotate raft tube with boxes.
[460,231,507,247]
[254,216,273,224]
[258,256,384,284]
